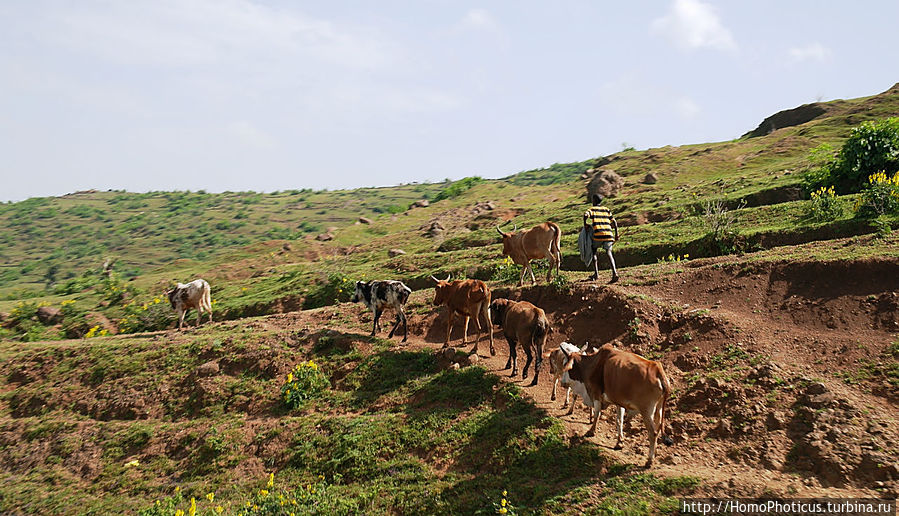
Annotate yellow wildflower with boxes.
[188,498,196,516]
[502,490,507,496]
[501,498,507,507]
[175,486,181,494]
[287,372,293,382]
[260,489,269,496]
[215,507,224,514]
[206,492,214,503]
[124,459,139,467]
[499,508,507,514]
[268,472,275,488]
[175,511,184,516]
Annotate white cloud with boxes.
[789,43,831,63]
[226,121,276,149]
[651,0,736,52]
[48,0,397,70]
[459,8,497,31]
[599,74,701,121]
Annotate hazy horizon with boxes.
[3,1,898,202]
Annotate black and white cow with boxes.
[166,278,213,330]
[351,280,412,342]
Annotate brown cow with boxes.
[430,275,495,356]
[496,222,562,285]
[560,343,673,467]
[488,298,552,386]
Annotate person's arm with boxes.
[583,211,591,233]
[612,216,619,241]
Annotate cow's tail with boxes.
[531,318,548,359]
[203,282,213,312]
[399,285,412,306]
[658,366,673,446]
[549,222,562,274]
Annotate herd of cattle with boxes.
[165,222,672,467]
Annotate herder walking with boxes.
[582,194,620,283]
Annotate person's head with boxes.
[591,194,603,206]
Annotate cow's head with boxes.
[488,298,513,327]
[351,281,368,303]
[495,222,518,257]
[165,286,178,308]
[429,274,452,306]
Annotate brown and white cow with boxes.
[166,279,213,330]
[430,275,494,356]
[560,343,673,467]
[545,341,592,412]
[488,298,551,386]
[496,222,562,285]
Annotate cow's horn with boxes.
[512,223,518,232]
[496,224,505,236]
[445,274,451,281]
[561,347,570,358]
[429,275,440,283]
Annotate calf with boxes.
[496,221,562,285]
[560,343,673,467]
[546,341,588,409]
[488,298,551,386]
[166,279,213,330]
[351,280,412,342]
[430,275,494,356]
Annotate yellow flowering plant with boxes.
[281,360,329,409]
[491,489,518,515]
[855,171,899,217]
[804,185,844,222]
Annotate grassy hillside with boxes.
[1,84,899,514]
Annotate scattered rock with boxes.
[412,199,430,208]
[765,411,786,431]
[642,172,659,184]
[196,361,220,377]
[36,306,63,325]
[714,418,733,437]
[388,249,406,258]
[423,220,445,238]
[315,233,333,241]
[451,362,461,370]
[806,382,829,395]
[282,243,292,251]
[586,169,624,200]
[468,353,481,365]
[358,217,372,224]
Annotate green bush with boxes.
[433,176,484,202]
[302,273,355,309]
[830,117,899,193]
[282,360,330,409]
[854,171,899,217]
[804,185,844,222]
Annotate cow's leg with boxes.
[614,406,626,449]
[518,265,526,286]
[565,394,577,416]
[401,310,408,342]
[197,307,203,327]
[387,308,400,338]
[521,343,533,381]
[528,263,537,284]
[507,338,518,377]
[371,308,382,337]
[585,399,601,437]
[443,310,454,348]
[482,302,495,355]
[530,349,542,387]
[472,312,482,351]
[563,386,571,408]
[178,309,186,330]
[551,377,558,401]
[462,315,470,345]
[642,402,659,468]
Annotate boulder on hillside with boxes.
[36,306,63,325]
[315,233,333,241]
[642,172,659,184]
[388,248,406,258]
[412,199,430,208]
[358,217,372,224]
[586,169,624,200]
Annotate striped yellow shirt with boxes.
[584,206,615,242]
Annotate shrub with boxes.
[118,297,174,333]
[282,360,330,409]
[830,117,899,193]
[854,171,899,218]
[801,143,837,194]
[302,273,355,309]
[804,185,844,222]
[432,176,484,202]
[491,256,520,284]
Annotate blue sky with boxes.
[2,0,898,201]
